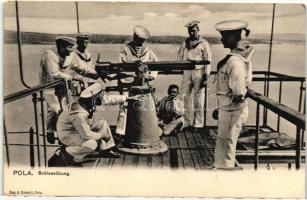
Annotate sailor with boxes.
[73,33,98,87]
[52,83,128,167]
[116,25,159,136]
[63,33,100,97]
[213,20,254,169]
[39,36,77,143]
[178,20,212,131]
[156,84,184,135]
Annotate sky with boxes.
[3,1,306,36]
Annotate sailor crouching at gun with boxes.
[48,83,133,167]
[156,84,185,135]
[212,20,254,169]
[116,25,159,137]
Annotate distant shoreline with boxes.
[4,30,305,45]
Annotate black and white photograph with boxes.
[2,0,306,197]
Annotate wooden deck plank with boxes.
[184,131,197,149]
[202,129,217,150]
[161,135,170,146]
[177,131,195,169]
[169,135,183,168]
[161,135,171,168]
[99,157,112,167]
[193,131,214,166]
[184,131,202,169]
[137,155,150,168]
[123,154,138,167]
[111,156,125,167]
[177,132,188,148]
[151,154,163,168]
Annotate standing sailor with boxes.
[178,20,212,131]
[73,33,98,87]
[39,36,77,142]
[116,25,159,136]
[213,20,254,169]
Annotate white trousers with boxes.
[163,117,184,135]
[44,90,67,133]
[214,106,248,168]
[180,68,205,128]
[63,120,115,162]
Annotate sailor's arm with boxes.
[45,53,73,81]
[103,94,128,105]
[148,50,158,80]
[227,59,247,103]
[177,41,186,61]
[202,41,212,78]
[173,98,185,116]
[69,53,99,79]
[71,113,103,140]
[119,47,128,63]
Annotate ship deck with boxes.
[82,126,305,169]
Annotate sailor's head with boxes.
[79,83,104,111]
[167,84,179,97]
[215,20,250,49]
[185,20,200,39]
[133,25,150,46]
[76,33,92,52]
[55,36,76,57]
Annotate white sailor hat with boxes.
[55,36,76,46]
[80,83,103,99]
[76,33,92,41]
[185,20,200,28]
[133,25,150,39]
[215,20,248,32]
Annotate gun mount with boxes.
[95,60,210,155]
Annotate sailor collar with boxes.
[125,42,150,58]
[185,36,204,50]
[68,99,89,116]
[75,49,91,62]
[230,44,255,62]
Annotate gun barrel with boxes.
[95,60,210,73]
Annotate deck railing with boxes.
[3,71,306,168]
[3,79,67,167]
[246,89,305,169]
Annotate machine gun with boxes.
[95,60,210,92]
[94,59,210,155]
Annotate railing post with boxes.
[40,91,47,167]
[29,127,35,167]
[3,119,10,166]
[203,84,208,129]
[32,93,41,167]
[298,81,303,112]
[255,102,260,170]
[263,79,268,127]
[302,93,306,148]
[295,126,301,169]
[277,81,282,132]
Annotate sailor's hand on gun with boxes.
[99,72,112,83]
[71,66,84,74]
[136,60,149,73]
[146,75,155,82]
